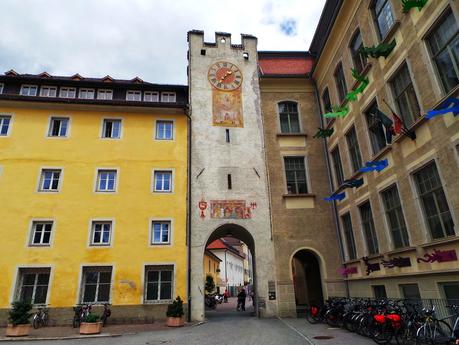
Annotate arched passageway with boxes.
[292,250,324,308]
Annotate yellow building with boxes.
[203,250,222,290]
[0,71,188,324]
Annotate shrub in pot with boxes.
[166,296,184,327]
[79,313,102,335]
[6,300,33,337]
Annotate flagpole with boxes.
[382,99,416,139]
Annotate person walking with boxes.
[223,289,229,303]
[236,288,246,311]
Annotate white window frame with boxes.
[80,266,113,304]
[150,220,172,245]
[38,168,62,192]
[89,221,113,246]
[144,91,159,102]
[20,85,38,96]
[79,88,95,99]
[160,92,176,103]
[48,117,70,137]
[126,90,141,101]
[59,87,76,99]
[0,114,13,137]
[29,221,54,246]
[97,89,113,100]
[143,264,174,303]
[39,86,57,97]
[14,267,52,305]
[101,118,122,139]
[155,120,174,140]
[153,170,173,193]
[95,169,118,192]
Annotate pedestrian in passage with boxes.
[237,288,246,311]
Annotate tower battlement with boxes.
[187,30,257,51]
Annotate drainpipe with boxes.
[311,77,350,298]
[186,100,192,322]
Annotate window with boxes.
[161,92,176,103]
[278,101,300,133]
[144,91,159,102]
[81,267,112,303]
[331,146,345,187]
[284,157,308,194]
[90,221,112,246]
[350,29,367,74]
[20,85,38,96]
[39,169,61,192]
[346,126,363,173]
[30,221,53,246]
[126,90,141,101]
[97,89,113,100]
[442,282,459,303]
[155,121,173,140]
[154,170,172,192]
[48,117,69,137]
[39,86,57,97]
[79,88,95,99]
[365,101,387,154]
[334,63,347,103]
[413,162,455,239]
[426,10,459,93]
[322,88,333,124]
[373,0,395,39]
[341,213,357,260]
[59,87,76,98]
[390,63,420,127]
[144,265,173,302]
[359,201,379,255]
[381,185,410,248]
[102,119,121,138]
[15,268,50,304]
[96,170,117,192]
[227,174,232,190]
[0,83,3,94]
[373,285,387,299]
[400,284,421,300]
[151,221,171,244]
[225,129,230,143]
[0,115,11,136]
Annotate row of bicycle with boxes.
[305,297,459,345]
[31,303,111,329]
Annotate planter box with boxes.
[166,317,184,327]
[80,322,102,335]
[6,324,31,337]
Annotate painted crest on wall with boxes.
[210,200,255,219]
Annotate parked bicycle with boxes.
[32,305,49,329]
[72,304,92,328]
[100,303,111,326]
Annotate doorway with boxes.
[292,250,324,309]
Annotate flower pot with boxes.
[166,317,184,327]
[79,322,102,335]
[6,323,31,337]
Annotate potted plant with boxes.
[6,300,33,337]
[166,296,184,327]
[79,313,102,335]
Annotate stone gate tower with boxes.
[187,31,277,320]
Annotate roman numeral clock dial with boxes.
[208,62,243,91]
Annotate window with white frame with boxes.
[161,92,176,103]
[40,86,57,97]
[79,88,95,99]
[59,87,76,98]
[0,115,12,136]
[20,85,38,96]
[144,91,159,102]
[278,101,300,134]
[48,117,69,137]
[359,201,379,255]
[284,157,308,194]
[341,213,357,260]
[97,89,113,100]
[154,170,172,192]
[144,265,173,302]
[155,121,173,140]
[102,119,121,138]
[96,170,117,192]
[0,83,4,94]
[81,266,112,303]
[151,221,171,244]
[15,268,50,304]
[90,221,112,246]
[381,185,410,248]
[39,169,61,192]
[30,221,53,246]
[390,63,420,127]
[126,90,141,101]
[373,0,395,39]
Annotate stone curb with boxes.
[0,333,123,342]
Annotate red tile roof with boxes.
[258,52,313,77]
[207,239,228,250]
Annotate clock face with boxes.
[208,61,243,91]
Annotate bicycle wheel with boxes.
[43,313,49,327]
[33,315,40,329]
[416,320,452,345]
[72,316,80,328]
[371,321,393,345]
[306,306,320,324]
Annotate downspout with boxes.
[311,77,349,298]
[186,107,192,322]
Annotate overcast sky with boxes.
[0,0,326,85]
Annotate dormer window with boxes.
[79,88,95,99]
[59,87,76,99]
[144,91,159,102]
[97,89,113,100]
[126,90,141,101]
[40,86,57,97]
[161,92,176,103]
[20,85,38,96]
